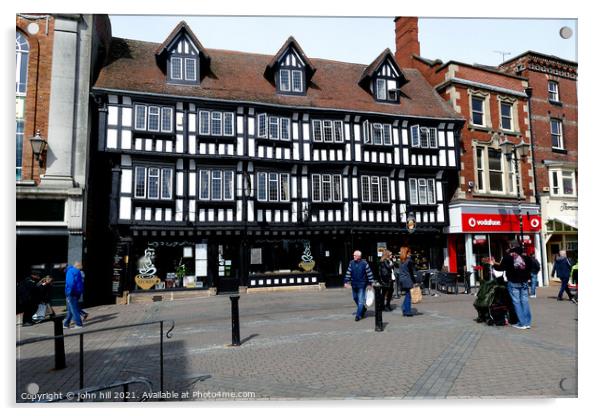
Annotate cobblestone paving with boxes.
[16,286,577,402]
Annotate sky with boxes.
[108,15,577,67]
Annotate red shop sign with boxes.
[462,213,541,233]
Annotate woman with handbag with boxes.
[379,250,395,311]
[398,246,416,317]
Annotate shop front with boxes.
[541,198,578,279]
[446,202,543,287]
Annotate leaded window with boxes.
[363,121,393,146]
[134,166,173,200]
[410,125,438,149]
[198,169,235,201]
[280,69,291,92]
[257,114,291,141]
[257,172,290,202]
[135,105,173,133]
[198,110,235,137]
[184,58,197,81]
[408,178,436,205]
[171,57,182,80]
[360,175,390,203]
[292,70,303,92]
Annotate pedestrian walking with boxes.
[392,255,401,299]
[552,250,577,304]
[63,261,85,329]
[529,252,541,298]
[32,275,56,322]
[343,250,374,321]
[379,250,395,311]
[17,269,42,326]
[79,270,89,322]
[488,240,532,329]
[398,246,416,317]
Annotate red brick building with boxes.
[16,14,111,302]
[499,52,578,276]
[395,17,543,287]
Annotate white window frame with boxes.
[224,113,235,136]
[184,58,197,81]
[134,167,147,199]
[372,123,384,145]
[500,101,514,131]
[211,170,223,201]
[161,107,173,133]
[199,111,210,135]
[269,116,279,140]
[257,113,267,138]
[408,178,436,205]
[147,167,161,200]
[135,105,147,131]
[292,70,303,92]
[199,170,210,201]
[376,78,387,100]
[549,169,576,197]
[171,57,183,80]
[410,125,420,147]
[548,81,559,102]
[279,69,291,92]
[280,118,290,141]
[334,121,344,143]
[551,119,564,149]
[471,96,485,127]
[323,120,333,143]
[312,120,323,142]
[257,172,290,202]
[280,173,290,201]
[360,175,390,203]
[211,112,223,136]
[223,171,234,201]
[147,106,161,132]
[474,145,516,195]
[311,174,343,203]
[363,120,371,144]
[160,168,173,200]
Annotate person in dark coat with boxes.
[489,240,532,329]
[17,269,42,326]
[398,246,416,317]
[344,250,374,321]
[529,252,541,298]
[378,250,395,311]
[552,250,576,303]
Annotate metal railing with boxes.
[17,319,175,395]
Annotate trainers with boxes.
[571,298,578,304]
[529,295,536,298]
[62,322,69,329]
[512,324,528,330]
[72,325,83,330]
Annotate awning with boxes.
[550,216,578,230]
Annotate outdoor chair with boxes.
[435,271,459,294]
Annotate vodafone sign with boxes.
[462,213,541,232]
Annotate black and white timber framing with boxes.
[91,22,464,293]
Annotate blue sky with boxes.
[108,15,577,67]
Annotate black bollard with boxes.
[52,315,66,370]
[374,285,384,332]
[230,295,241,346]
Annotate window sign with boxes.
[251,248,262,265]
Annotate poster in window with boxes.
[183,246,193,258]
[251,248,262,264]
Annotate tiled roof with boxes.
[358,48,404,87]
[94,37,463,121]
[264,36,316,80]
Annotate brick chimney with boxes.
[394,17,420,68]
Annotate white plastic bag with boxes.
[32,304,47,321]
[365,287,375,307]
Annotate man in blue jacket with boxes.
[63,261,84,329]
[344,250,374,321]
[552,250,576,304]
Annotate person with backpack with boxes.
[529,252,541,298]
[344,250,374,321]
[488,240,532,330]
[552,250,577,304]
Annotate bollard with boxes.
[374,285,384,332]
[52,315,66,370]
[229,295,241,346]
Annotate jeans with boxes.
[557,277,573,300]
[64,295,83,327]
[507,282,531,327]
[352,286,367,318]
[529,273,538,296]
[402,290,412,315]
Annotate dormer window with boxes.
[157,21,210,85]
[266,37,316,96]
[360,49,404,104]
